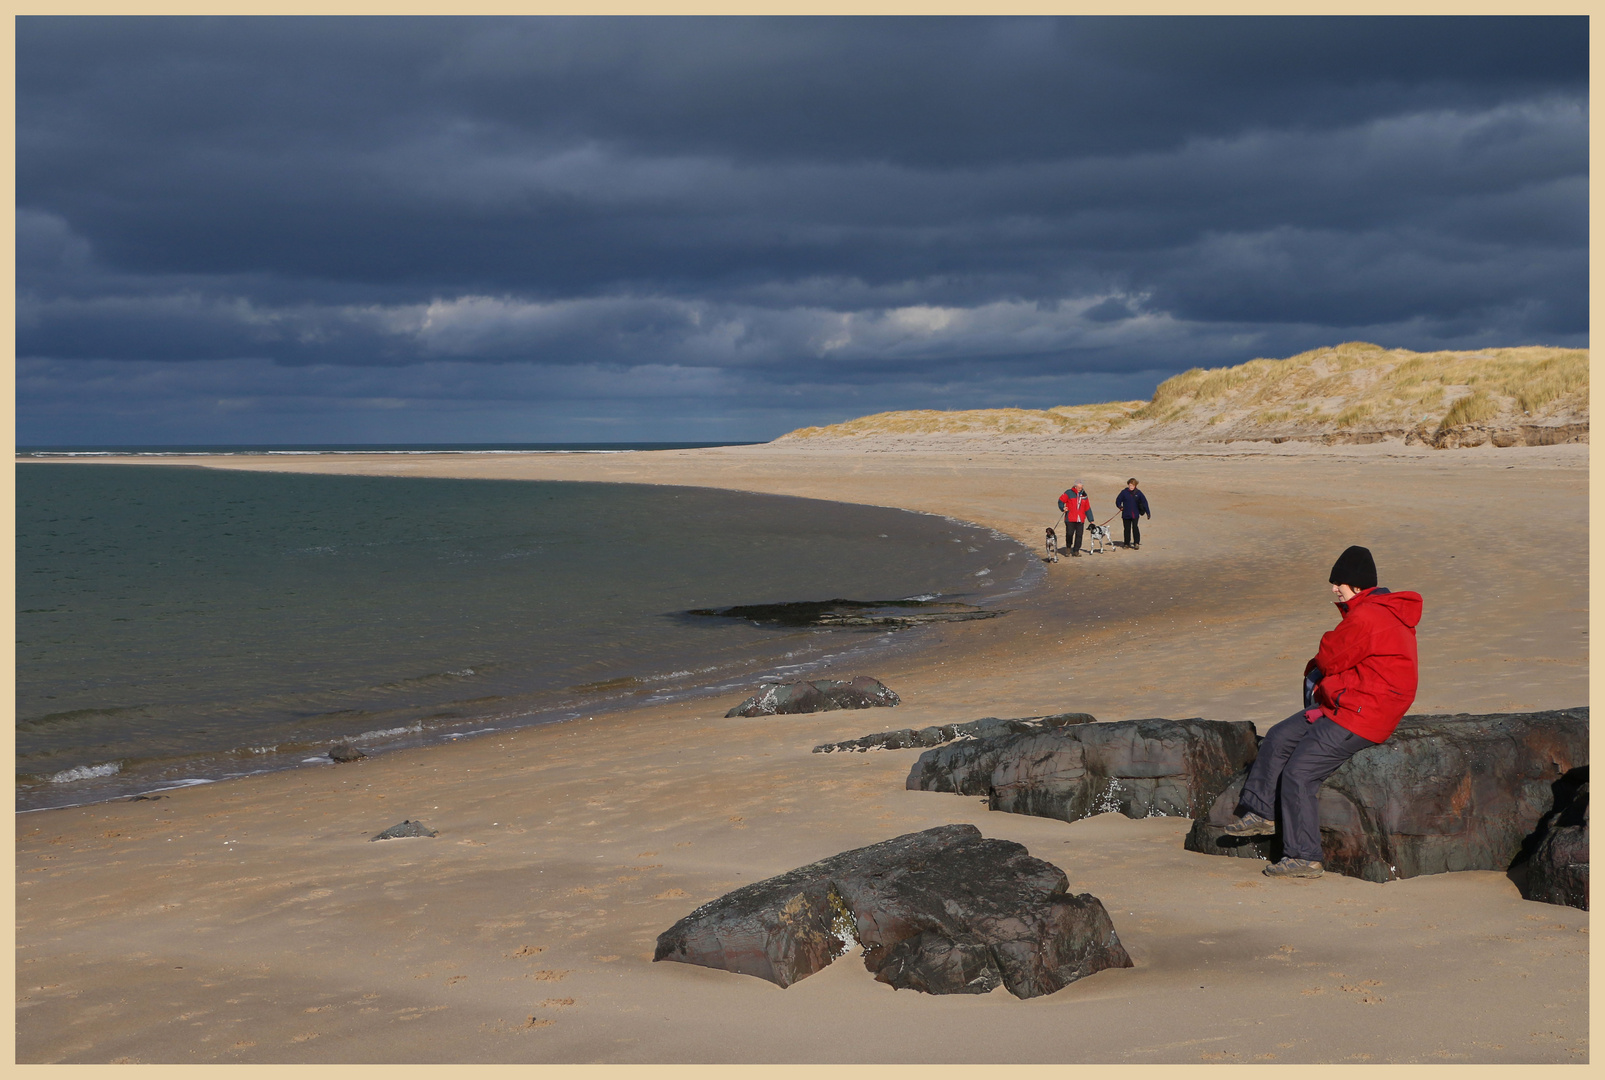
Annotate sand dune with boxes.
[14,437,1589,1063]
[781,342,1588,449]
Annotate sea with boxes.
[16,448,1040,811]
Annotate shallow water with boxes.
[16,464,1037,809]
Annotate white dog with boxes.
[1086,523,1111,553]
[1044,527,1060,563]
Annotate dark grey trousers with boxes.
[1236,712,1377,862]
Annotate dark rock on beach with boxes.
[653,823,1131,998]
[726,676,900,717]
[814,712,1096,753]
[690,597,1002,630]
[1184,708,1589,884]
[907,717,1259,823]
[371,819,438,841]
[329,743,366,763]
[127,793,169,801]
[1510,768,1589,910]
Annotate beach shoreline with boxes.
[16,440,1590,1063]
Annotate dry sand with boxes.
[14,438,1590,1063]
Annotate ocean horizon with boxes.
[16,441,764,457]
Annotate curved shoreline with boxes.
[15,442,1589,1063]
[18,465,1044,812]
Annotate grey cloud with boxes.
[14,16,1588,443]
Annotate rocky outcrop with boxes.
[371,819,438,840]
[726,676,900,717]
[653,824,1131,998]
[907,717,1259,823]
[329,742,366,763]
[690,598,1002,629]
[1510,768,1589,910]
[813,712,1095,753]
[1405,422,1589,449]
[1185,708,1589,883]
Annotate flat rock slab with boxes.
[653,824,1131,998]
[689,597,1001,629]
[906,717,1259,823]
[814,712,1095,753]
[1185,708,1589,884]
[371,819,438,841]
[329,743,366,763]
[726,676,900,717]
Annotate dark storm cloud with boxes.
[15,16,1588,443]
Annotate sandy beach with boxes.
[15,438,1590,1063]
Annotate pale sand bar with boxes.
[15,439,1589,1063]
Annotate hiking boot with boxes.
[1222,811,1276,836]
[1263,858,1324,879]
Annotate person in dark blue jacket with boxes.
[1114,478,1151,549]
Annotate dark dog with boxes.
[1045,527,1060,563]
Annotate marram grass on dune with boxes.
[780,343,1587,446]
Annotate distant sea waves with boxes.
[17,464,1038,811]
[16,442,760,456]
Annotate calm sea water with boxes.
[17,464,1036,810]
[16,442,759,457]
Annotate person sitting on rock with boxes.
[1058,483,1092,557]
[1223,545,1423,878]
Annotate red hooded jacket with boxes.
[1304,587,1423,743]
[1058,488,1091,523]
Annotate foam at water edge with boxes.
[47,761,122,784]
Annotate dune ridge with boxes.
[780,342,1588,449]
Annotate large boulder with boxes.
[653,824,1132,998]
[906,717,1260,823]
[1184,708,1589,883]
[726,676,900,717]
[814,712,1095,754]
[1510,769,1588,910]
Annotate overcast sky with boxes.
[17,16,1588,445]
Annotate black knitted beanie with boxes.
[1329,545,1377,591]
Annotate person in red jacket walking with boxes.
[1058,484,1092,557]
[1223,545,1423,878]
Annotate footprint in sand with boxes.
[521,1017,555,1029]
[653,889,690,900]
[528,970,572,982]
[508,945,546,958]
[538,998,575,1007]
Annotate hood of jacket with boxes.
[1336,586,1422,628]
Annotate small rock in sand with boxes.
[726,676,899,717]
[329,743,367,763]
[371,819,438,841]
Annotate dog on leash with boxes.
[1044,527,1060,563]
[1086,523,1111,554]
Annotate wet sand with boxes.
[15,438,1589,1063]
